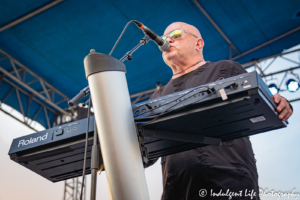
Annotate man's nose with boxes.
[166,37,174,43]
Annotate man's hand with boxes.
[272,94,293,121]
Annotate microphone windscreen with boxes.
[159,40,170,52]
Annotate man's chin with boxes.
[164,47,175,54]
[164,51,177,61]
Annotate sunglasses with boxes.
[161,29,198,41]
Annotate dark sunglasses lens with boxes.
[170,29,183,39]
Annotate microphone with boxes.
[134,20,170,52]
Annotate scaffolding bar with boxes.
[0,0,64,32]
[193,0,240,54]
[232,26,300,61]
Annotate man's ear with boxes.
[196,38,204,51]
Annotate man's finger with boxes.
[282,109,293,121]
[279,108,289,119]
[273,94,281,104]
[276,99,287,112]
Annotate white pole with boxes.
[84,52,149,200]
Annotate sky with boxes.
[1,45,300,200]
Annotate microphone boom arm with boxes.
[119,35,150,62]
[68,35,151,107]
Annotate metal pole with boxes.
[90,170,98,200]
[73,179,75,200]
[90,122,99,200]
[231,25,300,61]
[63,182,66,200]
[241,48,300,67]
[75,178,79,200]
[193,0,240,54]
[84,179,86,200]
[0,0,64,32]
[84,52,149,200]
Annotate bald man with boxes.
[150,22,293,200]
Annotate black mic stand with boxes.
[68,35,151,107]
[119,35,150,62]
[88,35,150,200]
[90,121,102,200]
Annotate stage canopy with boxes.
[0,0,300,128]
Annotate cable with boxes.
[143,82,238,124]
[109,20,136,56]
[144,89,215,124]
[80,98,92,200]
[133,85,209,116]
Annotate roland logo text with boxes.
[18,133,48,147]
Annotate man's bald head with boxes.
[165,22,204,55]
[162,22,205,69]
[163,22,202,39]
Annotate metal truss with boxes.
[0,0,64,32]
[241,48,300,103]
[0,0,68,131]
[241,48,300,68]
[130,88,156,104]
[63,177,86,200]
[0,48,72,130]
[0,47,86,198]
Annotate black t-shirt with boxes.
[151,60,260,200]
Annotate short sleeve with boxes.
[230,61,248,76]
[149,90,158,100]
[149,85,166,100]
[214,60,247,80]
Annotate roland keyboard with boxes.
[8,71,287,182]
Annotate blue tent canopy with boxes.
[0,0,300,128]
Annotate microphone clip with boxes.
[140,35,151,45]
